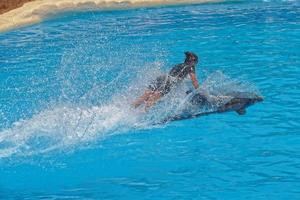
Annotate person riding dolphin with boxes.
[133,51,200,110]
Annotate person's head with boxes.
[184,51,198,65]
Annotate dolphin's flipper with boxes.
[236,108,246,115]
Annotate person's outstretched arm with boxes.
[189,72,199,89]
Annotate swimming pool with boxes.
[0,0,300,199]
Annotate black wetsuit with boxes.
[148,63,196,95]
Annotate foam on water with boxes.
[0,102,137,158]
[0,68,259,159]
[0,32,166,158]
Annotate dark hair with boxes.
[184,51,198,64]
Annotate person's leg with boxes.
[132,90,153,108]
[145,91,162,110]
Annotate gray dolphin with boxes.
[160,91,263,123]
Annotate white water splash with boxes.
[0,70,259,159]
[0,101,142,158]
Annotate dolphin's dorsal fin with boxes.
[236,108,246,115]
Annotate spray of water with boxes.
[0,31,259,159]
[0,70,258,159]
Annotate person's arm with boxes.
[189,72,199,89]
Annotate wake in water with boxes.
[0,102,137,158]
[0,30,260,159]
[0,33,168,158]
[0,70,259,159]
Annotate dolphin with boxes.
[215,92,263,115]
[160,91,263,123]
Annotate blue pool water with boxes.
[1,0,300,199]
